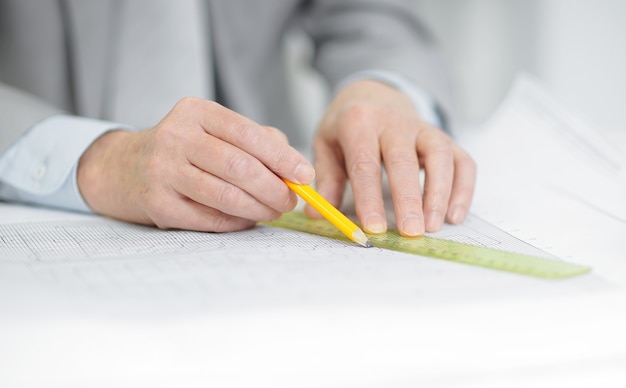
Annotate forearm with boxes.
[77,129,150,223]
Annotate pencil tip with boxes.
[353,229,372,248]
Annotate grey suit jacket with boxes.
[0,0,452,151]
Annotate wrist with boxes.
[77,130,145,221]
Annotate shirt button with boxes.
[32,164,47,181]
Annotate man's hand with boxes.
[308,80,476,236]
[77,97,315,232]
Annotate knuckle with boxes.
[339,104,376,129]
[396,191,423,205]
[258,208,282,223]
[344,104,370,120]
[152,122,184,148]
[268,147,294,171]
[143,194,172,229]
[349,154,380,178]
[429,136,453,153]
[386,150,418,169]
[358,190,384,211]
[223,153,252,179]
[216,182,245,209]
[230,119,257,145]
[211,215,255,233]
[209,212,232,233]
[277,188,296,211]
[175,96,203,110]
[152,219,172,230]
[428,197,449,211]
[340,103,400,129]
[424,188,451,210]
[264,126,289,143]
[427,143,454,163]
[174,97,221,121]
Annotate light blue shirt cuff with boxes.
[336,70,444,129]
[0,114,134,213]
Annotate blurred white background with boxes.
[288,0,626,134]
[417,0,626,131]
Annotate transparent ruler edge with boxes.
[262,212,591,280]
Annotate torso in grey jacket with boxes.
[0,0,451,150]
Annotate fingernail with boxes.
[448,206,466,224]
[401,214,423,237]
[426,210,443,232]
[294,163,315,184]
[364,213,387,234]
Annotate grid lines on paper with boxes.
[0,220,225,263]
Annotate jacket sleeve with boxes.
[299,0,455,125]
[0,84,65,153]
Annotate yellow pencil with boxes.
[282,178,372,248]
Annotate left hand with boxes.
[307,80,476,236]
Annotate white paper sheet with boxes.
[458,74,626,287]
[1,206,606,319]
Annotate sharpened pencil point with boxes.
[353,229,371,248]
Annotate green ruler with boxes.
[263,211,591,279]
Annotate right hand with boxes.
[77,97,315,232]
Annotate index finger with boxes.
[337,114,387,234]
[182,98,315,185]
